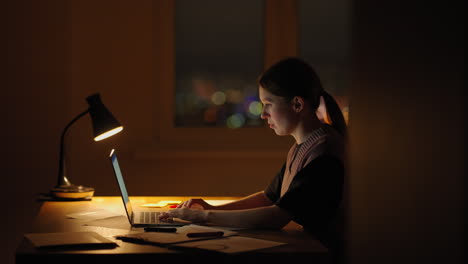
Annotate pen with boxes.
[144,227,177,233]
[186,231,224,238]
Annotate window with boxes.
[174,0,264,128]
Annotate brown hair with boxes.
[258,57,347,136]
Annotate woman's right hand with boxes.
[177,198,215,210]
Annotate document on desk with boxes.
[171,236,286,254]
[66,209,122,221]
[83,215,131,230]
[116,224,237,245]
[25,231,118,250]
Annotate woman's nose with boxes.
[260,109,268,120]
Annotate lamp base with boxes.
[50,184,95,201]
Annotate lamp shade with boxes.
[86,94,123,141]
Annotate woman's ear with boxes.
[292,96,305,113]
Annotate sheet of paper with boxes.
[175,236,286,254]
[66,209,122,221]
[118,225,237,245]
[83,215,132,230]
[140,200,236,208]
[140,200,182,208]
[25,231,118,249]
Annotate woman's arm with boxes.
[178,191,274,210]
[213,191,273,210]
[205,205,291,229]
[161,204,292,229]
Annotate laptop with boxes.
[109,149,188,227]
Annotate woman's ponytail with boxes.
[258,57,347,137]
[321,90,347,137]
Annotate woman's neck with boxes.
[291,114,323,144]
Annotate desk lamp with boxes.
[50,93,123,201]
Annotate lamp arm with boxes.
[57,109,89,187]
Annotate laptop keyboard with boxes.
[140,211,161,224]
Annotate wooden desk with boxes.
[16,196,329,264]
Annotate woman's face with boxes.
[259,86,298,136]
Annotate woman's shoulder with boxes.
[302,124,342,147]
[299,124,345,165]
[320,124,345,162]
[322,124,344,142]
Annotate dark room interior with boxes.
[2,0,464,264]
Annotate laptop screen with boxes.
[109,149,133,222]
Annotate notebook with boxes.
[25,231,118,250]
[109,149,189,227]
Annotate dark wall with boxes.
[348,1,465,263]
[2,1,71,263]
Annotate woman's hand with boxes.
[159,198,213,223]
[159,208,209,223]
[177,198,215,210]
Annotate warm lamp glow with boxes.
[51,93,123,201]
[94,126,123,141]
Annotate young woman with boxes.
[159,57,347,251]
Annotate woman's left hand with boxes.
[159,207,209,223]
